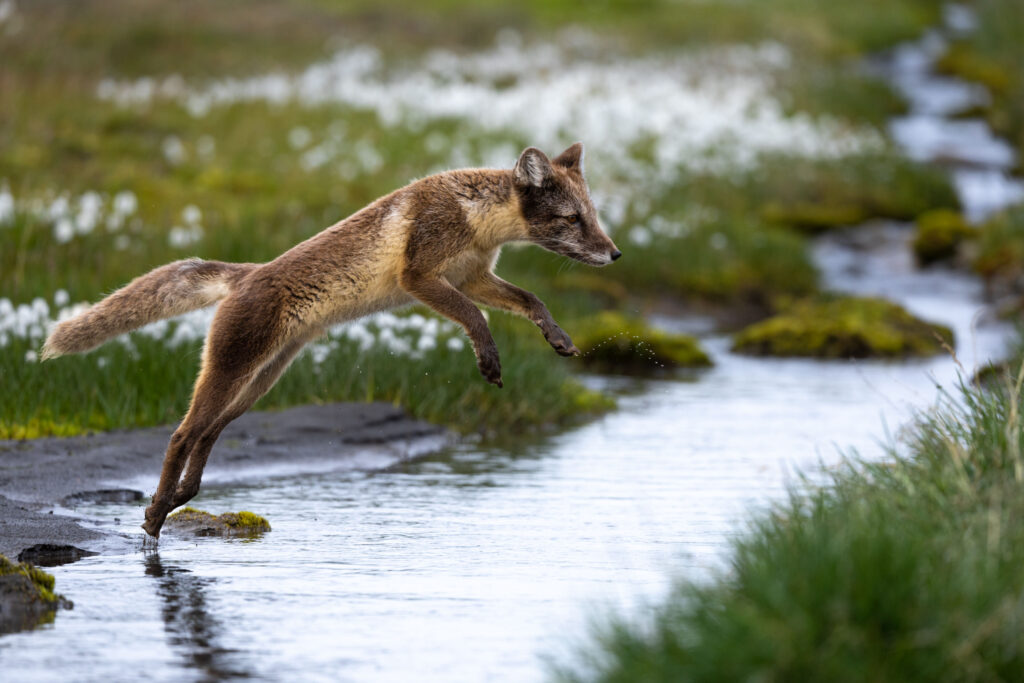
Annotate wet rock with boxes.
[732,295,955,359]
[61,489,144,506]
[164,507,271,538]
[17,544,97,567]
[0,554,72,635]
[573,311,711,375]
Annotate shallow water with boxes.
[4,8,1024,682]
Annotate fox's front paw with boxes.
[476,344,503,388]
[544,325,580,357]
[141,507,164,539]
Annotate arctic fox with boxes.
[43,143,621,537]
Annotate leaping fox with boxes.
[42,143,621,537]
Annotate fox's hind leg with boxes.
[142,301,301,537]
[168,338,306,510]
[141,362,253,538]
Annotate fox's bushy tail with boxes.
[42,258,256,359]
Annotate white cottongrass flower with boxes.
[288,126,313,149]
[53,217,74,243]
[48,196,69,221]
[0,182,14,224]
[1,282,464,363]
[162,136,187,165]
[300,144,333,171]
[182,204,202,226]
[0,1,16,26]
[75,191,103,234]
[629,226,652,247]
[113,190,138,216]
[2,187,142,244]
[96,34,882,211]
[307,342,332,365]
[168,224,203,248]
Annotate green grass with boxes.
[558,364,1024,682]
[0,312,612,439]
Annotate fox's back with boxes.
[231,168,518,332]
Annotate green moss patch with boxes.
[0,554,59,602]
[0,554,71,634]
[913,209,973,265]
[573,312,711,374]
[165,507,271,538]
[731,295,954,359]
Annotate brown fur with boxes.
[42,143,619,538]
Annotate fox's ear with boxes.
[553,142,584,173]
[513,147,554,187]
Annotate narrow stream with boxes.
[3,7,1022,681]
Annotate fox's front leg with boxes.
[400,271,503,387]
[461,272,580,357]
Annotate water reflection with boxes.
[144,554,252,680]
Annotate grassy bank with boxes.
[0,0,958,437]
[559,359,1024,681]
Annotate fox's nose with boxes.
[610,249,622,261]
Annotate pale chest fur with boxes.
[442,246,500,288]
[443,194,525,286]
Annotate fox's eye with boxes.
[565,214,579,224]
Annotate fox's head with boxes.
[513,143,621,267]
